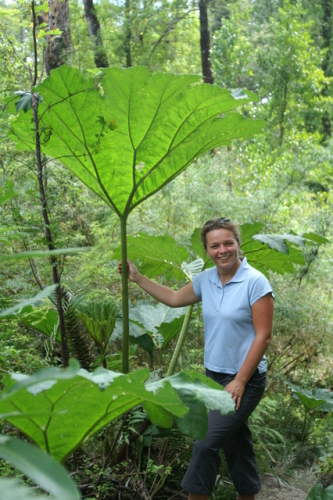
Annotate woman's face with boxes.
[205,228,241,277]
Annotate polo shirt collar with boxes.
[209,257,249,286]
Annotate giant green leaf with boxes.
[0,360,233,462]
[9,66,265,217]
[243,242,305,276]
[181,258,205,279]
[0,436,80,500]
[152,370,235,438]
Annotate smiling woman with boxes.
[118,217,274,500]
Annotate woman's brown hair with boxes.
[200,218,241,250]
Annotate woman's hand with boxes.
[225,379,246,411]
[118,258,140,282]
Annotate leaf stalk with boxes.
[120,216,130,374]
[167,305,193,376]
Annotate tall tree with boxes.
[82,0,108,68]
[320,0,333,141]
[43,0,72,75]
[198,0,214,83]
[124,0,132,67]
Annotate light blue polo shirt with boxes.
[192,257,274,374]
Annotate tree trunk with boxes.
[124,0,132,68]
[124,0,132,67]
[43,0,72,75]
[321,0,333,141]
[82,0,108,68]
[198,0,214,84]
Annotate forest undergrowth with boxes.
[1,174,332,499]
[1,0,333,498]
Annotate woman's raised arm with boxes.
[118,258,200,308]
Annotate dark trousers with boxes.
[181,369,266,496]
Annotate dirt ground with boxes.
[255,474,307,500]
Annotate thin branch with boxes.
[149,9,196,61]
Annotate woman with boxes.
[118,218,274,500]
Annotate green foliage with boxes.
[115,233,189,280]
[211,16,254,90]
[95,0,201,72]
[290,385,333,413]
[288,384,333,444]
[9,306,58,338]
[0,325,48,384]
[0,436,80,500]
[306,484,333,500]
[0,178,16,205]
[121,223,325,280]
[0,285,58,318]
[256,0,329,136]
[0,359,234,463]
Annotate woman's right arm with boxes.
[118,258,200,308]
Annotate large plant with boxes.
[0,359,234,463]
[8,65,266,373]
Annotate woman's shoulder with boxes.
[242,259,270,282]
[195,266,217,281]
[192,266,217,294]
[242,260,274,301]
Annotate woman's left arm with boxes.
[225,293,274,410]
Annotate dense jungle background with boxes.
[0,0,333,499]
